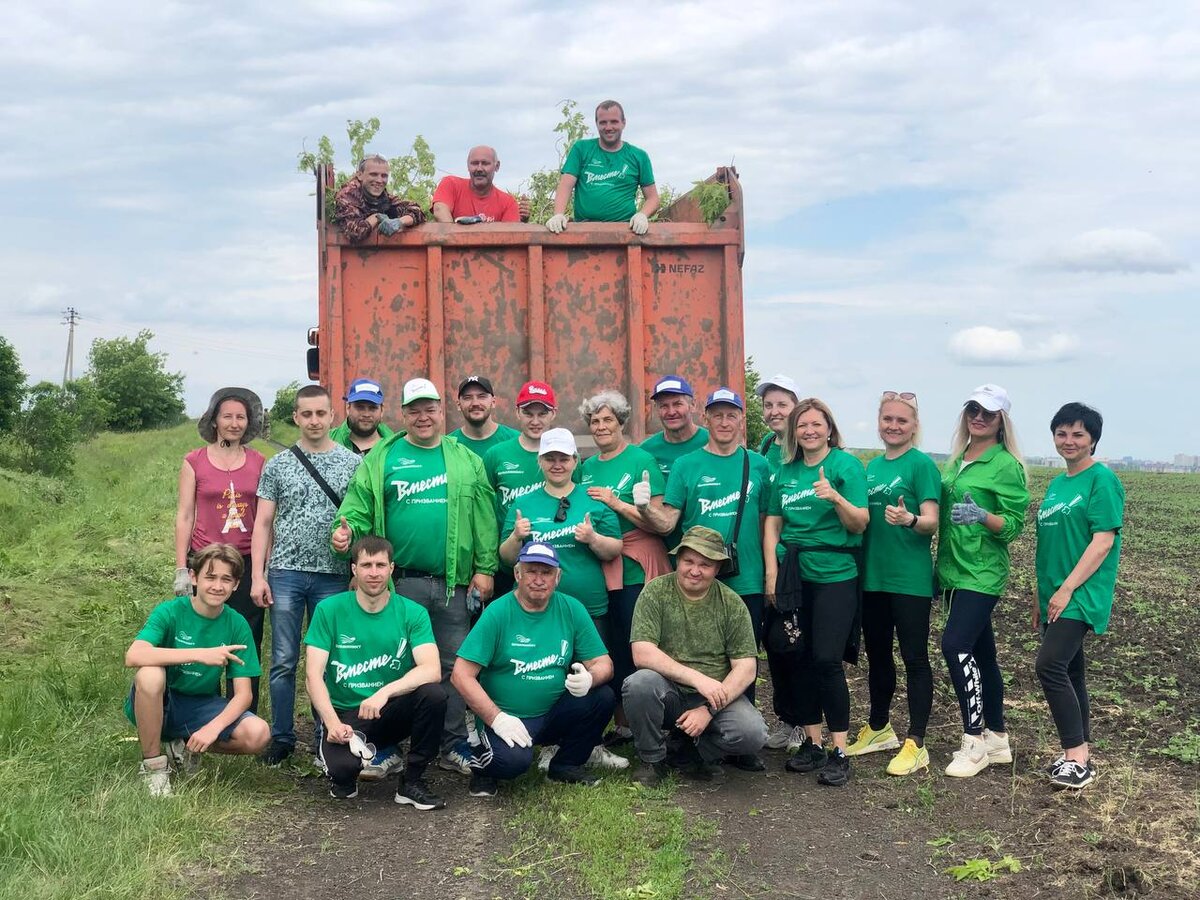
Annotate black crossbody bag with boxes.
[288,445,344,508]
[721,449,751,578]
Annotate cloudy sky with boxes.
[2,1,1195,460]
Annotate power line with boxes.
[61,307,79,386]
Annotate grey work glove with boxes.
[377,216,403,236]
[546,213,569,234]
[950,491,989,526]
[629,212,649,235]
[173,567,192,596]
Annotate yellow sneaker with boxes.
[887,739,930,776]
[845,723,900,757]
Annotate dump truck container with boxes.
[308,166,744,443]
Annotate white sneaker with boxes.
[945,734,990,778]
[438,742,474,775]
[982,729,1012,764]
[165,739,199,775]
[766,722,804,751]
[537,746,559,772]
[587,744,630,769]
[360,750,405,782]
[139,755,172,798]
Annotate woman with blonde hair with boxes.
[937,384,1029,777]
[848,391,940,775]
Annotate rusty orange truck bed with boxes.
[309,167,744,442]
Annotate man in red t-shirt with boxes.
[431,146,525,223]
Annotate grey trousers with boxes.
[622,669,768,763]
[396,575,470,755]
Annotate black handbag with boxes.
[720,449,751,578]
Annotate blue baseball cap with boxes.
[516,542,561,568]
[704,387,744,411]
[651,375,694,399]
[346,378,384,404]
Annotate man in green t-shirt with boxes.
[451,542,615,797]
[546,100,659,234]
[624,527,767,787]
[448,375,520,458]
[304,536,448,809]
[330,377,395,456]
[124,544,271,797]
[753,373,799,473]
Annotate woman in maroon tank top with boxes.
[174,387,267,710]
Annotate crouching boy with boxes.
[124,543,270,797]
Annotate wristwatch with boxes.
[905,513,919,529]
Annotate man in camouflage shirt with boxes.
[334,154,426,243]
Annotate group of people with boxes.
[333,99,657,239]
[126,366,1123,806]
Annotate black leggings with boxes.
[771,579,857,733]
[862,591,933,740]
[940,589,1005,736]
[1035,618,1092,749]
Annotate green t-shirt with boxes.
[758,433,783,474]
[482,438,547,529]
[132,596,260,696]
[641,427,710,480]
[303,590,436,711]
[457,590,608,719]
[581,443,666,585]
[630,574,756,690]
[562,138,655,222]
[1036,464,1124,635]
[862,449,941,596]
[449,424,520,460]
[768,447,867,583]
[664,447,771,596]
[501,485,621,616]
[383,440,449,575]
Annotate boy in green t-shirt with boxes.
[304,536,448,809]
[124,544,270,797]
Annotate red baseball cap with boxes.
[516,380,556,409]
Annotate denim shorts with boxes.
[125,686,253,743]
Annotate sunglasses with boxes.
[881,390,917,403]
[553,496,571,523]
[965,402,999,421]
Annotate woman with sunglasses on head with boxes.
[937,384,1029,778]
[763,399,868,787]
[848,391,941,775]
[1034,403,1123,790]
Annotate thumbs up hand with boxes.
[884,494,914,527]
[513,508,532,540]
[332,516,353,553]
[574,511,595,545]
[632,470,653,509]
[950,491,989,526]
[812,465,837,501]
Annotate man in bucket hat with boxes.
[623,525,768,786]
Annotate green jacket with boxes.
[329,421,395,454]
[935,444,1029,596]
[333,432,499,597]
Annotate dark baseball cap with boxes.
[457,375,495,398]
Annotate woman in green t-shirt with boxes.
[936,384,1029,779]
[849,391,941,777]
[763,398,868,787]
[1034,403,1123,791]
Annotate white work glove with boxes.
[173,567,192,596]
[632,469,653,510]
[629,212,649,235]
[546,213,569,234]
[491,711,533,748]
[565,662,593,698]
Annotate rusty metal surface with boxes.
[315,170,745,441]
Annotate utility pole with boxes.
[62,307,79,386]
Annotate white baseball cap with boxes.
[538,427,577,456]
[402,378,441,405]
[966,384,1011,414]
[755,373,799,400]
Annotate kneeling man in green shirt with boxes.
[625,526,768,786]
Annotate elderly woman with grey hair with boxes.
[579,390,671,742]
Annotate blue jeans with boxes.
[267,568,348,746]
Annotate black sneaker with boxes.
[468,771,498,797]
[687,760,727,784]
[260,740,294,767]
[1044,752,1066,776]
[547,765,602,787]
[665,730,702,769]
[602,726,634,747]
[632,760,671,787]
[726,753,767,772]
[329,780,359,800]
[1050,759,1095,790]
[395,777,446,810]
[816,748,851,787]
[785,737,827,774]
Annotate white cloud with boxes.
[948,326,1079,366]
[1041,228,1188,274]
